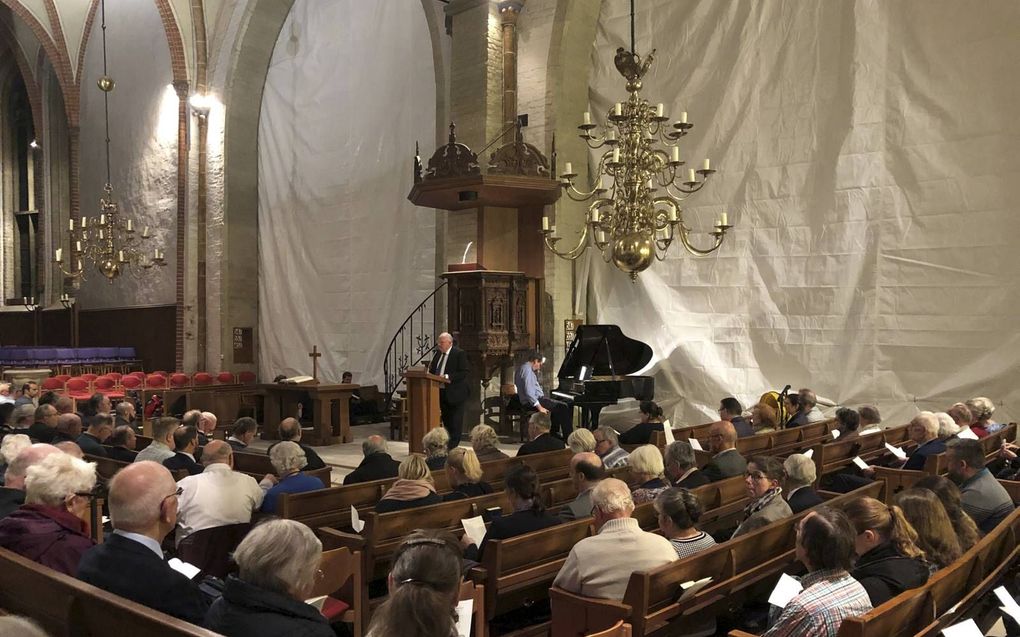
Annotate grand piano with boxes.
[551,324,655,429]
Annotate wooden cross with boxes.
[309,345,322,381]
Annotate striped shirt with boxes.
[763,569,872,637]
[668,531,717,559]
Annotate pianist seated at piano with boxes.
[514,352,573,440]
[617,401,666,445]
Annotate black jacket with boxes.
[674,469,711,489]
[106,446,137,463]
[205,575,333,637]
[76,432,107,457]
[267,441,327,471]
[787,486,825,513]
[77,533,209,625]
[426,455,447,471]
[430,346,471,405]
[28,422,56,444]
[851,541,930,607]
[343,452,400,485]
[618,422,664,445]
[442,481,494,502]
[517,433,566,457]
[0,488,25,520]
[164,452,204,476]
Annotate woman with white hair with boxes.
[783,454,823,513]
[567,428,597,454]
[628,445,669,504]
[965,397,998,436]
[934,412,959,439]
[0,452,96,575]
[205,519,333,637]
[470,424,508,462]
[422,427,450,470]
[259,441,327,515]
[0,433,31,485]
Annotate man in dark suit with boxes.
[77,461,209,624]
[783,453,824,513]
[430,332,471,449]
[106,425,138,463]
[267,418,326,471]
[559,452,606,521]
[701,421,747,482]
[719,397,754,438]
[27,404,59,444]
[343,435,400,485]
[664,440,710,488]
[76,413,113,457]
[517,412,566,456]
[163,426,203,476]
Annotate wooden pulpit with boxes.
[402,367,448,453]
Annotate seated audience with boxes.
[702,421,747,482]
[13,382,37,408]
[945,437,1014,533]
[260,442,327,514]
[947,403,974,435]
[750,402,780,434]
[134,417,177,463]
[783,453,823,513]
[786,393,810,428]
[0,433,31,482]
[914,475,980,552]
[858,404,881,428]
[733,456,793,538]
[442,447,492,501]
[559,452,606,521]
[553,478,676,599]
[80,393,111,424]
[464,463,560,560]
[365,530,463,637]
[628,444,669,504]
[227,417,258,450]
[198,411,218,444]
[966,396,999,435]
[114,400,139,433]
[800,388,825,422]
[834,407,861,442]
[0,444,61,519]
[377,454,441,513]
[28,405,59,444]
[9,405,35,434]
[654,487,717,558]
[618,400,666,445]
[517,412,567,456]
[267,418,326,471]
[52,414,82,444]
[893,488,962,570]
[422,427,450,470]
[0,382,12,405]
[205,519,332,637]
[934,412,959,439]
[782,393,800,426]
[664,440,709,488]
[878,412,945,472]
[0,452,96,575]
[163,426,203,476]
[106,425,138,463]
[844,496,929,606]
[719,396,754,438]
[77,461,209,623]
[567,428,596,453]
[593,425,629,469]
[176,440,265,545]
[470,424,508,462]
[76,413,113,458]
[343,435,400,485]
[762,507,872,636]
[52,395,72,415]
[55,442,83,459]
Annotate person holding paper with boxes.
[761,508,872,637]
[844,496,930,606]
[732,456,793,538]
[365,530,463,637]
[205,519,333,637]
[782,454,824,514]
[664,440,710,488]
[462,464,560,561]
[701,421,747,483]
[618,401,666,445]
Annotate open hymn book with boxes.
[279,375,315,384]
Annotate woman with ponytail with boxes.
[845,496,930,606]
[619,401,666,445]
[366,530,463,637]
[463,463,559,561]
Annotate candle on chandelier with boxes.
[75,241,82,252]
[98,230,105,240]
[720,212,729,226]
[668,207,678,222]
[30,297,35,306]
[142,226,151,238]
[22,297,27,305]
[118,250,125,263]
[154,249,160,259]
[671,147,680,163]
[679,111,688,124]
[542,217,549,231]
[591,209,600,223]
[583,111,591,125]
[703,158,711,171]
[646,179,653,189]
[55,248,62,263]
[612,148,620,163]
[607,130,616,142]
[564,162,573,175]
[81,217,88,229]
[614,103,622,116]
[656,103,664,118]
[68,219,74,231]
[100,214,106,225]
[549,225,557,236]
[688,169,696,183]
[127,219,133,232]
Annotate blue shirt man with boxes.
[514,353,572,440]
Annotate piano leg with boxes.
[581,406,604,430]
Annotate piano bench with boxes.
[500,395,534,442]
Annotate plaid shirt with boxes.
[763,569,872,637]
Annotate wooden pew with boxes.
[231,450,333,487]
[309,546,365,637]
[0,547,220,637]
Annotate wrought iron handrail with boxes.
[383,279,448,403]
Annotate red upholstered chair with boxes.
[81,373,99,383]
[120,375,142,390]
[169,373,190,389]
[105,372,123,383]
[192,372,214,386]
[128,371,146,380]
[145,374,168,389]
[238,371,257,384]
[65,378,92,401]
[151,371,169,378]
[41,377,65,392]
[94,377,125,399]
[53,374,71,384]
[216,371,236,384]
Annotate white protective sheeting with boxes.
[587,0,1020,426]
[258,0,436,386]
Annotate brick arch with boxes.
[0,21,43,144]
[0,0,76,125]
[152,0,189,85]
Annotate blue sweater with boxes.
[260,473,325,514]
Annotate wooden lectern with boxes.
[402,367,448,454]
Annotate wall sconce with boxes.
[59,294,76,309]
[29,139,39,150]
[188,93,213,118]
[22,296,39,312]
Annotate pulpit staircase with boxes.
[383,280,448,404]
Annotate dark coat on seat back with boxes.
[205,575,333,637]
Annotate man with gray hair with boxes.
[135,417,178,464]
[198,411,218,445]
[9,404,35,434]
[553,478,676,599]
[175,439,264,545]
[343,434,400,484]
[77,461,209,623]
[267,417,326,471]
[28,404,59,444]
[783,453,823,513]
[518,412,567,457]
[260,441,327,515]
[429,331,471,448]
[593,425,629,469]
[664,440,709,488]
[0,443,61,518]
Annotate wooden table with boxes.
[258,383,358,446]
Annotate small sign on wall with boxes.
[564,318,583,347]
[233,327,253,364]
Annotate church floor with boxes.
[248,420,524,486]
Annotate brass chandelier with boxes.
[54,0,165,282]
[544,1,732,280]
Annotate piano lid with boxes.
[557,324,653,379]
